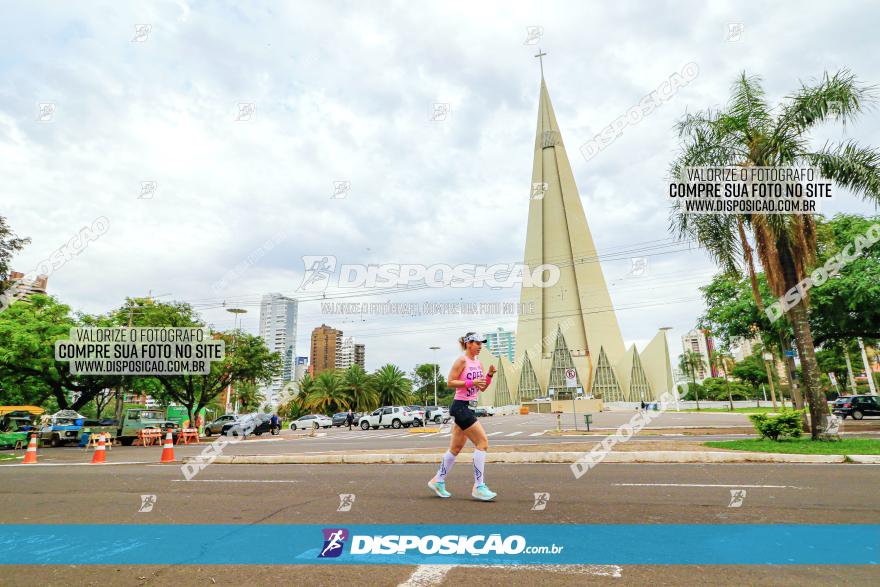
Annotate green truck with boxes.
[0,407,42,449]
[115,407,180,445]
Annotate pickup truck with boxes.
[39,410,86,447]
[115,408,180,445]
[358,406,415,430]
[0,409,41,449]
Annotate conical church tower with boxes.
[513,63,627,399]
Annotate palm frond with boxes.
[777,69,877,133]
[804,140,880,203]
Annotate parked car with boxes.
[832,395,880,420]
[204,414,239,437]
[475,407,488,417]
[425,405,450,424]
[358,406,414,430]
[289,414,333,430]
[332,412,362,427]
[222,413,272,436]
[406,405,426,427]
[485,406,496,416]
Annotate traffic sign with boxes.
[565,368,577,388]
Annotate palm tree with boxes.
[670,70,880,438]
[679,350,706,409]
[306,370,349,414]
[342,364,378,412]
[372,364,412,406]
[712,351,736,411]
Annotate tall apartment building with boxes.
[311,324,342,376]
[5,271,48,299]
[485,327,516,362]
[294,356,309,382]
[258,293,298,406]
[337,336,366,370]
[681,329,714,382]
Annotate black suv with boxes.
[832,395,880,420]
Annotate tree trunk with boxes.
[776,244,828,438]
[787,302,828,437]
[738,220,805,415]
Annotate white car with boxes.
[485,406,496,416]
[359,406,415,430]
[289,414,332,430]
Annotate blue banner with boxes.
[0,524,876,565]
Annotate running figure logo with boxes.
[531,492,550,511]
[728,489,747,508]
[138,494,157,513]
[337,493,355,512]
[298,255,337,292]
[318,528,349,558]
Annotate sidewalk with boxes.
[190,439,880,465]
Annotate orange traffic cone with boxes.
[22,434,38,464]
[90,434,107,464]
[160,431,175,463]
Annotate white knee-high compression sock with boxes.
[435,450,457,482]
[473,449,487,485]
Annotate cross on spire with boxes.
[534,49,547,78]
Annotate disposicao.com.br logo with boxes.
[298,256,561,292]
[321,528,563,557]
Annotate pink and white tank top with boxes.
[454,355,484,401]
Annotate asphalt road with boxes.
[6,412,877,466]
[1,458,877,585]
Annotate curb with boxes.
[189,450,855,465]
[847,454,880,464]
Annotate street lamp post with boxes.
[429,346,440,407]
[225,308,247,414]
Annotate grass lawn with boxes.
[704,438,880,455]
[681,407,796,414]
[0,453,18,462]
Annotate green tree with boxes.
[678,350,706,409]
[306,370,349,414]
[108,298,282,425]
[373,364,412,406]
[732,354,770,397]
[235,380,265,413]
[671,70,880,437]
[342,365,378,412]
[0,216,30,297]
[711,351,737,410]
[412,363,447,406]
[0,295,121,411]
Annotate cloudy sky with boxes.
[3,0,879,374]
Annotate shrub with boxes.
[748,410,804,441]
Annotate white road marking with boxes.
[398,564,623,586]
[613,483,802,489]
[171,479,300,483]
[487,432,504,437]
[1,461,150,467]
[529,432,545,436]
[398,565,454,586]
[506,431,523,437]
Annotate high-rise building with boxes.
[258,293,298,406]
[681,329,713,382]
[336,336,366,370]
[311,324,342,376]
[485,327,516,362]
[294,356,309,382]
[354,343,365,369]
[476,64,672,407]
[6,271,48,299]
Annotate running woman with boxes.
[428,332,498,501]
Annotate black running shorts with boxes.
[450,400,478,430]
